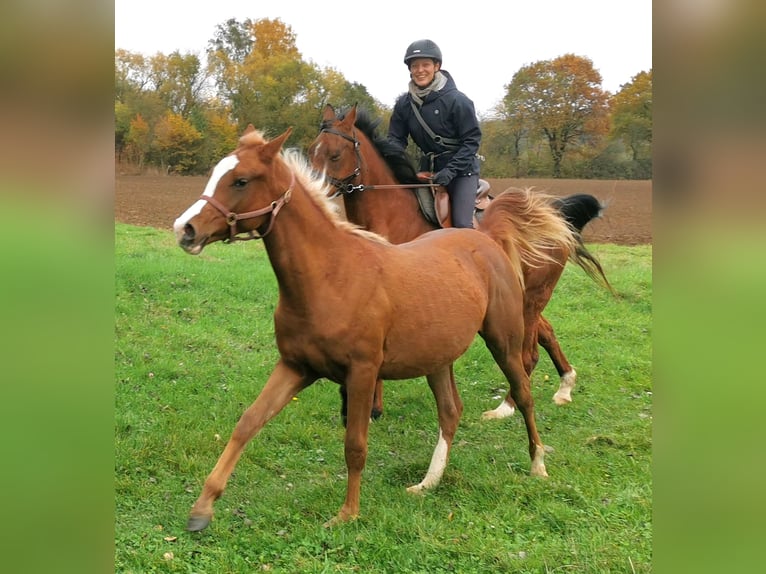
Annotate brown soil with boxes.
[115,175,651,246]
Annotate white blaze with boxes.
[173,155,239,235]
[311,140,323,160]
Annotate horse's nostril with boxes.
[184,223,195,240]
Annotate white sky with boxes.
[115,0,652,117]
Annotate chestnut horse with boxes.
[173,126,578,529]
[309,104,613,420]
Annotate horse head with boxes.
[308,104,363,194]
[173,126,293,254]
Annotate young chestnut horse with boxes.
[174,126,577,529]
[309,104,613,419]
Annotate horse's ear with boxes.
[261,127,293,161]
[340,105,357,129]
[243,124,256,136]
[321,104,336,122]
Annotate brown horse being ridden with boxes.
[173,125,578,529]
[309,104,614,422]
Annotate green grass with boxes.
[115,224,652,573]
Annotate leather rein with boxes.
[199,172,295,242]
[319,127,435,199]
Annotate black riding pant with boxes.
[446,174,478,228]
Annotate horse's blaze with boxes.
[173,154,240,246]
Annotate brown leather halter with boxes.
[199,172,295,242]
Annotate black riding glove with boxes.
[432,170,454,186]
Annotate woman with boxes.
[388,39,482,228]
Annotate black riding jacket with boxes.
[388,70,481,179]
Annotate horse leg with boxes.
[537,315,577,405]
[339,377,383,428]
[407,365,463,493]
[324,364,378,527]
[339,386,348,427]
[187,360,314,532]
[500,354,548,477]
[371,378,384,420]
[482,330,548,477]
[481,302,544,420]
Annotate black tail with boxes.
[553,194,615,295]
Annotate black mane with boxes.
[327,107,421,185]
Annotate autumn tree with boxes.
[148,51,209,119]
[502,54,609,177]
[151,112,202,174]
[115,50,150,159]
[207,19,308,136]
[205,17,383,150]
[316,68,381,114]
[195,105,240,167]
[125,114,151,169]
[610,70,652,176]
[491,84,532,177]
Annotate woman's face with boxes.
[409,58,439,88]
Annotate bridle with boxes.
[317,126,435,199]
[317,126,364,196]
[199,171,295,242]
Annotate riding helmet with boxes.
[403,39,442,66]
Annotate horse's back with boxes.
[393,228,516,289]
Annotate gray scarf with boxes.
[408,71,448,106]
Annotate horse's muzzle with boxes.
[175,222,205,255]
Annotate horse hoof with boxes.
[323,513,358,528]
[186,514,211,532]
[531,467,549,478]
[371,408,383,420]
[552,393,572,406]
[481,402,515,420]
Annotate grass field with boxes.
[115,223,652,573]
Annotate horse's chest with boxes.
[274,309,372,373]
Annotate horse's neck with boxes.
[347,154,436,244]
[264,187,354,302]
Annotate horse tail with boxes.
[478,187,580,290]
[553,194,615,295]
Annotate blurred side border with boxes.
[0,2,115,573]
[654,1,766,573]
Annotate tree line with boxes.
[115,17,651,179]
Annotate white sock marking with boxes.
[407,428,449,493]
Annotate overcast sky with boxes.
[115,0,652,117]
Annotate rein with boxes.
[200,172,295,242]
[319,126,436,199]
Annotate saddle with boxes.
[414,172,492,228]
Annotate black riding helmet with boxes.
[403,39,442,66]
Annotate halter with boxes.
[319,126,438,199]
[199,172,295,242]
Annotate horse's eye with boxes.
[233,178,248,189]
[330,153,341,162]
